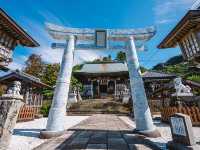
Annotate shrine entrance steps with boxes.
[34,114,160,150]
[67,98,132,115]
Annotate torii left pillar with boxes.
[40,35,75,138]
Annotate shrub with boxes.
[40,100,51,117]
[187,75,200,83]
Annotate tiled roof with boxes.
[142,71,176,79]
[0,70,50,88]
[76,62,128,74]
[76,62,176,78]
[0,8,39,47]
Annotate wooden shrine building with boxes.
[158,9,200,63]
[74,62,176,99]
[0,70,50,105]
[0,8,39,69]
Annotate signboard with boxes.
[95,30,107,48]
[171,117,186,136]
[169,113,195,146]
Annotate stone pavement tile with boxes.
[76,131,94,138]
[108,138,129,150]
[89,132,107,144]
[65,137,89,149]
[107,131,122,138]
[86,144,107,150]
[129,144,153,150]
[34,131,75,150]
[123,133,146,144]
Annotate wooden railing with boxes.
[161,106,200,126]
[17,92,44,122]
[17,105,42,122]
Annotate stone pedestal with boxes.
[0,94,24,150]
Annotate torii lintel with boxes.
[46,23,156,41]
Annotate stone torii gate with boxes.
[41,23,160,138]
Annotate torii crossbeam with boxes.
[40,23,160,138]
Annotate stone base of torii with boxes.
[40,24,161,139]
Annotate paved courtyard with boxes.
[34,114,160,150]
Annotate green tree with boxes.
[73,64,83,71]
[24,54,44,78]
[42,63,60,87]
[140,66,147,73]
[116,51,126,61]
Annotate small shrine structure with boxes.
[0,70,51,121]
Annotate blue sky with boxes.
[0,0,197,69]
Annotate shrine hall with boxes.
[74,61,176,99]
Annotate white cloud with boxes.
[38,10,68,26]
[74,50,107,65]
[154,0,196,24]
[8,55,27,70]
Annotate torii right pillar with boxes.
[126,36,160,137]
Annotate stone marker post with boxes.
[0,81,24,150]
[168,113,200,150]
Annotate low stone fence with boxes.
[161,106,200,126]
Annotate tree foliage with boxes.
[24,54,44,78]
[152,55,189,76]
[116,51,126,61]
[42,63,60,87]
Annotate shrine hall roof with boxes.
[158,10,200,48]
[0,8,39,47]
[75,62,176,79]
[76,62,128,74]
[142,71,176,79]
[0,70,51,88]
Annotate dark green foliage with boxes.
[165,55,183,65]
[152,63,165,70]
[116,51,126,61]
[152,55,187,76]
[40,101,51,117]
[42,63,60,87]
[140,66,147,73]
[187,75,200,83]
[73,64,83,71]
[71,76,83,91]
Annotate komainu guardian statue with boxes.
[7,81,21,95]
[172,77,193,96]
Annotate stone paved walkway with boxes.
[34,115,160,150]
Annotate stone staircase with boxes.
[67,98,131,115]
